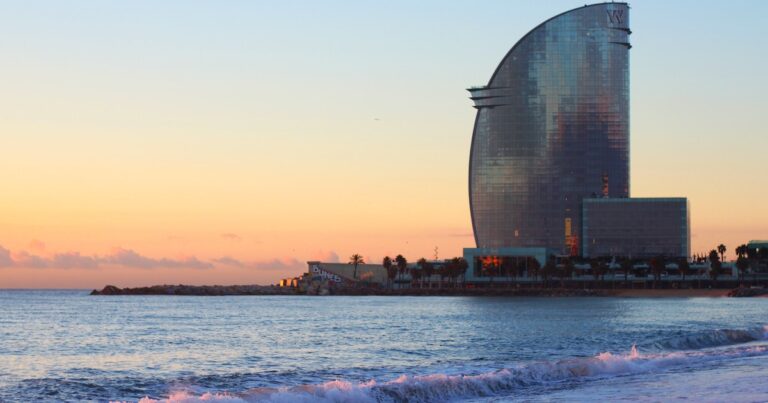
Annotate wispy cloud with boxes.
[103,248,214,270]
[0,246,15,267]
[313,250,340,263]
[51,252,99,269]
[212,256,304,271]
[0,243,302,272]
[12,251,49,268]
[220,233,242,241]
[211,256,245,268]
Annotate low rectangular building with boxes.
[464,247,549,282]
[582,198,690,258]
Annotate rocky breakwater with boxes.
[90,284,297,296]
[727,287,768,297]
[326,287,610,297]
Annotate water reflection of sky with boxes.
[1,291,767,401]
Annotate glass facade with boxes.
[463,247,549,282]
[469,3,630,254]
[581,198,690,258]
[474,255,538,278]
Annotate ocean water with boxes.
[1,290,767,402]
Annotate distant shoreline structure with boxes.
[90,284,766,298]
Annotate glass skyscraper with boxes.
[468,3,631,254]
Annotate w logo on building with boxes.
[607,9,624,24]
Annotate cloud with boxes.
[102,248,214,270]
[52,252,99,269]
[213,256,304,271]
[0,244,212,270]
[12,251,49,268]
[211,256,246,268]
[0,246,15,267]
[220,233,242,241]
[253,258,303,270]
[0,244,301,272]
[313,250,340,263]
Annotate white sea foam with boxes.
[137,336,768,403]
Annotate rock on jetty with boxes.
[90,284,297,296]
[727,287,768,298]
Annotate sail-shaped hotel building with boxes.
[469,3,630,254]
[464,3,689,280]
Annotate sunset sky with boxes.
[1,1,766,288]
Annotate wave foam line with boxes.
[135,341,768,403]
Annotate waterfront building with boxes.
[305,261,387,285]
[747,241,768,272]
[468,2,631,254]
[747,241,768,256]
[461,3,697,282]
[464,247,548,283]
[581,198,690,258]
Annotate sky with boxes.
[1,1,766,288]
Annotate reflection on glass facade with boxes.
[474,255,538,278]
[469,3,630,254]
[582,198,690,258]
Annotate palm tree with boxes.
[620,258,632,283]
[650,256,664,289]
[597,262,608,287]
[736,256,750,284]
[395,254,407,287]
[558,258,574,288]
[349,254,365,280]
[717,244,727,263]
[541,256,556,288]
[436,262,446,289]
[679,258,690,282]
[590,258,601,287]
[709,249,721,286]
[444,259,455,288]
[528,258,541,282]
[517,258,529,285]
[736,244,748,259]
[423,260,435,288]
[383,256,396,289]
[453,257,469,288]
[409,266,422,288]
[417,258,434,288]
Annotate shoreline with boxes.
[89,285,766,298]
[607,289,730,298]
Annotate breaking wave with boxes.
[650,325,768,350]
[136,327,768,403]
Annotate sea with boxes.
[1,290,767,402]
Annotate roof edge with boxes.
[487,2,629,85]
